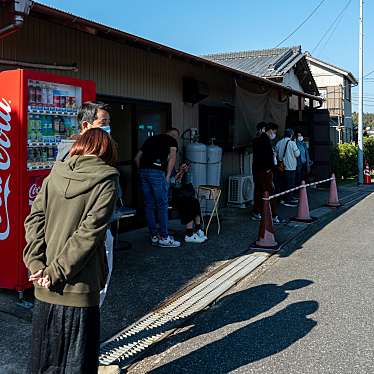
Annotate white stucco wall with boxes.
[283,69,305,110]
[283,69,304,91]
[308,63,344,88]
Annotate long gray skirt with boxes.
[29,299,100,374]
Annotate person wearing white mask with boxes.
[275,128,300,207]
[296,131,311,186]
[252,122,283,224]
[56,101,112,162]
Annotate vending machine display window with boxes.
[27,80,82,170]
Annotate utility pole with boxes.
[358,0,364,184]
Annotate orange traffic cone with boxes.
[291,181,315,223]
[364,161,371,184]
[249,191,279,252]
[326,173,341,207]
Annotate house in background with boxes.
[306,54,358,145]
[203,46,336,179]
[203,46,319,112]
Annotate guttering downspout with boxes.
[0,0,32,40]
[0,17,23,39]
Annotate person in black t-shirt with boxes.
[135,128,181,248]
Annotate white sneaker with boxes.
[185,233,205,244]
[273,216,286,225]
[158,236,181,248]
[196,229,208,241]
[251,213,262,221]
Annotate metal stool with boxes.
[197,185,221,238]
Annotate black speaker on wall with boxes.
[183,77,209,104]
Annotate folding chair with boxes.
[197,185,222,238]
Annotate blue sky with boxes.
[40,0,374,112]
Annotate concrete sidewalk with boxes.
[0,183,371,373]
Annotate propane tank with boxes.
[207,141,222,186]
[185,142,207,188]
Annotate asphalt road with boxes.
[130,192,374,374]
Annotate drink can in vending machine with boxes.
[60,96,66,110]
[47,85,54,106]
[59,117,65,134]
[42,147,48,163]
[53,144,58,160]
[67,96,75,111]
[33,147,39,165]
[53,116,60,134]
[28,81,36,105]
[35,81,42,107]
[28,147,34,162]
[53,91,60,108]
[47,145,54,161]
[41,84,48,107]
[70,96,76,109]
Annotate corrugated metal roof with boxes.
[203,46,302,78]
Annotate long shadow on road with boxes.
[101,186,372,341]
[142,279,314,359]
[148,299,319,374]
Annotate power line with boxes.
[275,0,326,48]
[364,69,374,79]
[312,0,352,54]
[318,1,352,54]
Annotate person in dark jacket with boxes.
[251,122,281,223]
[170,163,207,244]
[24,128,119,374]
[296,131,311,185]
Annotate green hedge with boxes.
[331,137,374,179]
[364,136,374,168]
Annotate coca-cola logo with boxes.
[0,98,11,241]
[29,183,41,204]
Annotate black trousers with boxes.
[29,299,100,374]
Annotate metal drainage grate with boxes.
[99,253,268,369]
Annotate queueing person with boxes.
[24,128,119,374]
[171,162,208,243]
[275,128,300,207]
[135,128,181,248]
[56,101,111,161]
[296,131,311,186]
[252,122,284,224]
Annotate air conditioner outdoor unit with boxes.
[228,175,254,208]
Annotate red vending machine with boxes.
[0,69,95,295]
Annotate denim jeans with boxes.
[284,170,296,202]
[140,169,169,238]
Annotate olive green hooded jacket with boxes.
[24,155,119,307]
